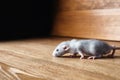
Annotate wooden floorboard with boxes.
[0,37,120,80]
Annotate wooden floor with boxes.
[0,37,120,80]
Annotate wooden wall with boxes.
[58,0,120,10]
[52,0,120,41]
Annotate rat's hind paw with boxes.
[106,54,114,58]
[80,56,84,59]
[87,56,96,60]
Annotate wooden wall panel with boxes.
[58,0,120,11]
[52,0,120,41]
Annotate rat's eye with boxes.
[56,49,59,52]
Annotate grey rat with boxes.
[52,39,120,59]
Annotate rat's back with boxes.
[78,39,112,56]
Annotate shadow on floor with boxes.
[58,55,120,59]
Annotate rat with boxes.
[52,39,120,59]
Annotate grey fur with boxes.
[52,39,120,59]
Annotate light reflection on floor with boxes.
[0,63,42,80]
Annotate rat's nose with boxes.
[52,52,60,57]
[52,52,57,57]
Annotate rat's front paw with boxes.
[70,53,77,57]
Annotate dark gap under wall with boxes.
[0,0,58,40]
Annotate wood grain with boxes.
[0,37,120,80]
[58,0,120,11]
[52,9,120,41]
[52,0,120,41]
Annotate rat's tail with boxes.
[112,46,120,50]
[111,46,120,57]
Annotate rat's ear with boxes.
[62,45,70,51]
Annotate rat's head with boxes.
[52,42,70,57]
